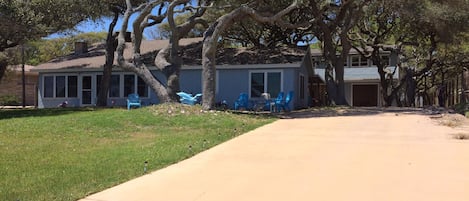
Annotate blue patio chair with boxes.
[177,92,202,105]
[272,92,285,112]
[275,91,294,112]
[234,93,249,110]
[127,93,142,110]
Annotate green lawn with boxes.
[0,105,275,201]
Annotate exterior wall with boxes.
[0,71,38,106]
[181,67,298,110]
[296,61,310,109]
[37,65,302,109]
[37,71,154,108]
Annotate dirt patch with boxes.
[433,113,469,128]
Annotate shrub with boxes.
[0,95,20,106]
[453,102,469,115]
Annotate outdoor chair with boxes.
[127,93,142,110]
[259,93,274,112]
[275,91,294,112]
[234,93,249,110]
[273,92,285,112]
[176,92,202,105]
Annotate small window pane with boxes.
[267,72,281,97]
[96,75,102,96]
[44,76,54,98]
[82,76,91,90]
[68,76,77,97]
[82,91,92,105]
[381,55,390,66]
[351,56,359,66]
[56,76,66,97]
[251,73,264,98]
[360,57,368,66]
[137,76,148,97]
[110,75,120,97]
[124,75,135,97]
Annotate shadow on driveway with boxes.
[277,107,434,119]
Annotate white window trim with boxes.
[350,55,369,67]
[79,74,95,106]
[248,70,284,99]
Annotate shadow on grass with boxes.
[0,107,106,120]
[275,107,427,119]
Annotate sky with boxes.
[49,11,160,39]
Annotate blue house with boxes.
[32,38,313,109]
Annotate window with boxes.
[250,71,282,98]
[124,74,135,97]
[137,76,148,97]
[68,76,77,97]
[251,73,265,98]
[267,72,281,97]
[360,57,368,66]
[351,55,368,67]
[351,56,360,67]
[96,75,102,96]
[110,75,120,97]
[56,76,66,97]
[96,74,148,98]
[43,75,78,98]
[44,76,54,98]
[299,75,305,99]
[372,55,390,66]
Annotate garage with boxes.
[352,84,378,106]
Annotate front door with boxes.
[81,76,92,106]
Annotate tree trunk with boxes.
[202,27,218,110]
[116,0,173,104]
[0,57,7,81]
[97,11,119,107]
[334,63,348,105]
[201,2,303,110]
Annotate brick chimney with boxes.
[74,41,88,55]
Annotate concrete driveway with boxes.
[81,110,469,201]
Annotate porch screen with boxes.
[44,76,54,98]
[124,75,135,97]
[110,75,120,97]
[137,77,148,97]
[56,76,66,97]
[68,76,78,97]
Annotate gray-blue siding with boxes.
[37,66,305,109]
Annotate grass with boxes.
[0,104,275,201]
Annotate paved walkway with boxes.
[81,111,469,201]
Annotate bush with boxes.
[453,102,469,115]
[0,95,20,106]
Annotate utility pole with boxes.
[21,44,26,108]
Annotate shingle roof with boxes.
[34,38,203,71]
[33,38,308,72]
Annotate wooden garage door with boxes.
[353,84,378,107]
